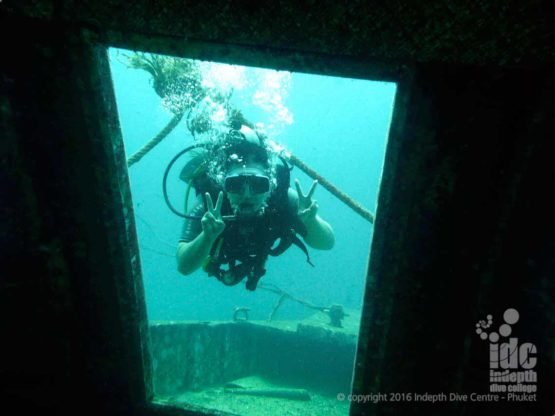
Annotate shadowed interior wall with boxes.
[353,65,555,415]
[1,20,150,415]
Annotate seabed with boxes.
[162,375,350,416]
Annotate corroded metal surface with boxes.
[5,0,554,67]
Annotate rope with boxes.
[259,283,348,327]
[127,112,184,167]
[259,283,327,320]
[125,111,375,225]
[286,153,375,224]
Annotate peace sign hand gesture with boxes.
[201,191,225,240]
[295,179,319,224]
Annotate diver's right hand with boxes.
[201,191,225,240]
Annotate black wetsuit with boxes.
[179,189,309,290]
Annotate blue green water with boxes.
[108,48,396,323]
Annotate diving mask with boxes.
[224,174,270,194]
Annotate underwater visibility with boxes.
[109,48,396,416]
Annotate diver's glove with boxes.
[201,191,225,240]
[295,179,319,225]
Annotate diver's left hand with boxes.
[295,179,319,224]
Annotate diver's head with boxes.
[222,126,273,217]
[224,162,271,217]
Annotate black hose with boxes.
[162,143,206,220]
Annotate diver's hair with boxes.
[204,127,276,187]
[223,141,271,171]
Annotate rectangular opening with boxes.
[108,48,396,415]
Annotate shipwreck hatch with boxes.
[107,47,396,415]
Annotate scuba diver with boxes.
[176,124,335,291]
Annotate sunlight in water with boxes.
[198,61,293,137]
[200,62,247,91]
[252,70,294,136]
